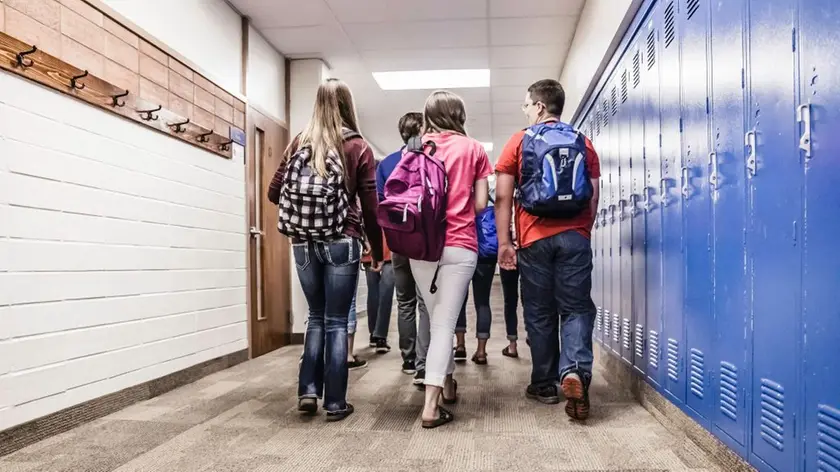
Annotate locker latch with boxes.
[644,186,655,212]
[797,103,812,159]
[600,208,608,227]
[629,194,640,217]
[681,166,691,199]
[659,178,669,207]
[609,204,617,225]
[618,199,627,221]
[708,152,719,189]
[745,130,757,177]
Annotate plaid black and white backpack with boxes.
[276,129,359,241]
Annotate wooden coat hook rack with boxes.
[0,31,233,159]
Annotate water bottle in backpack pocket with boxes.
[376,138,448,262]
[517,121,592,219]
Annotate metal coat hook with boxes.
[70,70,88,90]
[16,46,37,68]
[196,130,213,143]
[137,105,161,121]
[218,138,233,151]
[111,90,129,108]
[168,118,190,133]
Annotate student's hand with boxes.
[498,243,517,270]
[363,241,371,255]
[369,259,383,273]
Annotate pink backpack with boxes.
[377,138,448,265]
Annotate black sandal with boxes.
[471,353,488,365]
[502,346,519,358]
[422,406,455,429]
[442,379,459,405]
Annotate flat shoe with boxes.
[421,406,455,429]
[325,403,354,422]
[298,398,317,415]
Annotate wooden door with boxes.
[246,107,291,358]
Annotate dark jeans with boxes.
[519,230,596,389]
[500,267,520,341]
[456,260,496,339]
[293,238,361,413]
[393,253,429,365]
[365,261,395,340]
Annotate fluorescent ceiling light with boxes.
[480,142,494,152]
[372,69,490,90]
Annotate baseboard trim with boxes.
[0,349,248,458]
[596,345,756,472]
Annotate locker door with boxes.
[747,0,802,470]
[589,114,603,347]
[629,44,648,375]
[602,102,615,350]
[594,109,605,347]
[659,0,686,405]
[619,66,635,365]
[680,0,714,423]
[609,85,623,356]
[799,2,840,471]
[709,0,749,451]
[642,13,665,389]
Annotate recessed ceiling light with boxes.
[481,142,494,152]
[372,69,490,91]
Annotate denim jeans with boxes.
[499,267,520,341]
[456,260,496,339]
[365,261,395,340]
[392,253,430,365]
[294,237,361,412]
[518,230,596,389]
[348,283,358,335]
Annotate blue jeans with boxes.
[456,260,496,339]
[348,282,358,334]
[293,237,361,412]
[365,261,395,339]
[500,267,520,341]
[518,230,596,389]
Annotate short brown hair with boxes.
[423,90,467,136]
[398,112,423,144]
[528,79,566,117]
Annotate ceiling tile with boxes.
[491,67,559,87]
[490,16,577,47]
[489,0,584,18]
[492,100,522,116]
[491,85,527,103]
[344,20,488,50]
[235,0,333,28]
[490,45,564,68]
[360,47,490,71]
[326,0,488,23]
[262,24,352,57]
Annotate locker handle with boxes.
[618,199,627,221]
[681,166,691,199]
[709,152,719,189]
[600,208,609,227]
[643,186,655,212]
[745,130,757,177]
[797,103,812,158]
[608,204,617,224]
[629,194,640,217]
[659,178,669,207]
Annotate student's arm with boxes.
[355,143,384,264]
[584,137,602,227]
[590,178,600,224]
[474,178,489,212]
[494,133,523,270]
[473,144,493,212]
[375,160,387,202]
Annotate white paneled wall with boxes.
[0,73,248,431]
[247,26,286,121]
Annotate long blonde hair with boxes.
[285,78,361,176]
[423,90,468,136]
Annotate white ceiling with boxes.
[230,0,586,160]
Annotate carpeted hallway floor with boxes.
[0,287,725,472]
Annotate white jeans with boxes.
[410,247,478,387]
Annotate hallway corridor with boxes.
[0,293,724,472]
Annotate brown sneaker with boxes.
[561,373,590,421]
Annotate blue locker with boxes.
[602,94,618,355]
[629,42,649,375]
[679,0,714,423]
[591,112,604,347]
[609,83,623,357]
[799,1,840,471]
[618,63,635,365]
[709,0,750,452]
[659,0,687,405]
[642,12,665,389]
[747,0,802,470]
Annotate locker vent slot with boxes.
[759,378,786,451]
[719,362,738,421]
[817,404,840,471]
[666,338,679,382]
[689,348,705,399]
[664,2,676,48]
[634,324,645,359]
[648,331,660,369]
[595,111,602,135]
[686,0,700,20]
[611,87,618,115]
[612,313,621,343]
[646,31,656,69]
[604,310,611,337]
[602,100,610,126]
[595,310,602,333]
[620,71,629,103]
[622,318,631,349]
[632,51,641,88]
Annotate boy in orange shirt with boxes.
[494,79,601,421]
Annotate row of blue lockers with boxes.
[575,0,839,471]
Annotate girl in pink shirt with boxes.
[409,90,493,429]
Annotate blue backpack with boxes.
[517,121,592,218]
[476,206,498,259]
